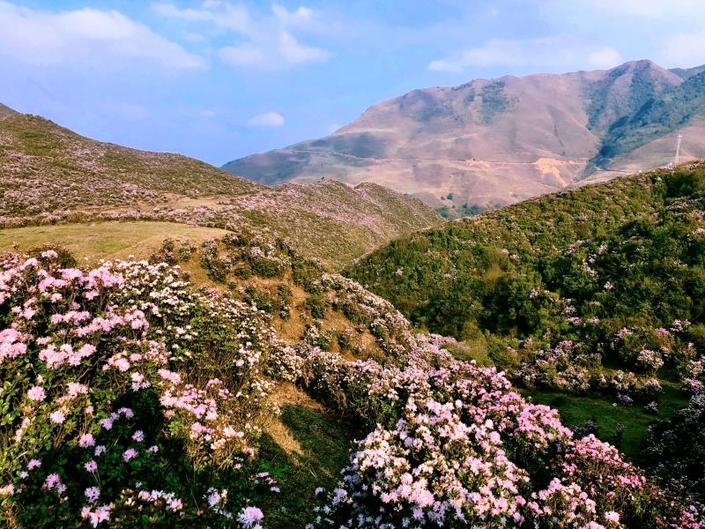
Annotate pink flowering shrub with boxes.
[276,340,701,528]
[0,252,275,527]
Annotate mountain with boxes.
[0,104,439,268]
[224,60,705,214]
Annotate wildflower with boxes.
[122,448,138,462]
[79,433,96,447]
[85,486,101,503]
[81,504,112,527]
[27,385,46,402]
[238,506,264,527]
[0,484,14,497]
[50,410,66,424]
[84,460,98,473]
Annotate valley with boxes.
[2,65,705,529]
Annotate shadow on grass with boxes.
[256,404,359,529]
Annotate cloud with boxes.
[0,1,205,70]
[662,31,705,67]
[271,3,315,26]
[247,111,285,127]
[219,32,330,68]
[572,0,703,18]
[153,1,332,70]
[587,47,624,69]
[428,37,622,73]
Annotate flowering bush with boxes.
[0,241,703,529]
[0,252,275,527]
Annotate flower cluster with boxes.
[0,252,275,527]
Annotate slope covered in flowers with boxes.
[0,236,702,528]
[347,165,705,418]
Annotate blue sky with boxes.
[2,0,705,166]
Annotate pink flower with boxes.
[84,460,98,473]
[49,411,66,424]
[79,433,96,448]
[0,484,15,497]
[85,486,101,503]
[132,430,144,442]
[27,386,46,402]
[27,458,42,470]
[81,504,112,527]
[122,448,138,462]
[238,506,264,527]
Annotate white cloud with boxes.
[271,3,315,27]
[153,1,332,70]
[0,1,205,70]
[219,31,330,68]
[662,31,705,67]
[247,111,285,127]
[428,37,622,73]
[575,0,703,18]
[587,47,624,69]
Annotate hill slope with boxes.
[0,105,440,268]
[347,163,705,449]
[225,60,705,213]
[0,229,700,527]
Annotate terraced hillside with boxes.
[0,105,440,268]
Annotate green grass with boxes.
[0,222,228,262]
[256,404,356,528]
[524,380,690,462]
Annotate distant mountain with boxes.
[224,60,705,214]
[0,104,439,268]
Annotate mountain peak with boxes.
[224,60,705,213]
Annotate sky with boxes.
[2,1,705,166]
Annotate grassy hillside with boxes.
[0,113,260,218]
[1,229,699,527]
[347,163,705,455]
[0,222,228,263]
[0,107,440,268]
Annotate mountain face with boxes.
[224,60,705,214]
[0,105,439,268]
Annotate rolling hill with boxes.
[224,60,705,215]
[346,162,705,460]
[0,105,439,268]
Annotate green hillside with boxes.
[347,163,705,455]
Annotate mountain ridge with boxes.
[224,60,705,214]
[0,105,440,268]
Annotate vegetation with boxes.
[0,222,228,263]
[590,70,705,169]
[0,110,440,269]
[347,164,705,470]
[1,225,701,527]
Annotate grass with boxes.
[0,221,228,263]
[524,378,690,462]
[257,403,356,528]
